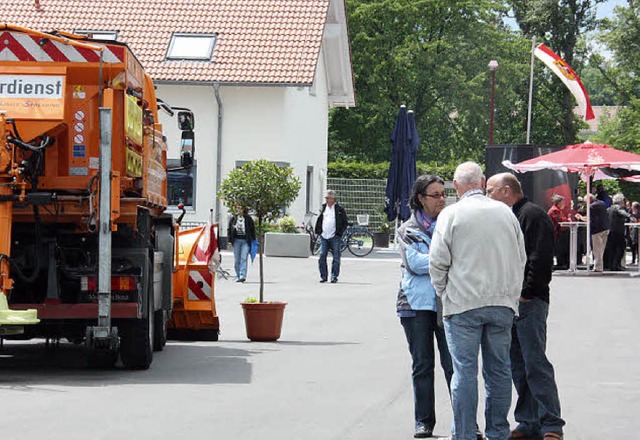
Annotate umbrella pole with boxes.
[393,217,399,250]
[586,175,591,271]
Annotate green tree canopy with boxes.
[218,160,301,302]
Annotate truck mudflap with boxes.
[168,225,219,340]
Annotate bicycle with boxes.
[305,213,374,257]
[340,222,375,257]
[302,212,322,255]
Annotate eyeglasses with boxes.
[423,192,446,199]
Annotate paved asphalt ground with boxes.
[0,249,638,439]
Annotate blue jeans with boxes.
[232,238,249,280]
[444,306,514,440]
[511,299,565,436]
[318,235,341,281]
[401,311,453,431]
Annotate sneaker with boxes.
[235,278,242,283]
[239,278,246,283]
[319,279,327,283]
[330,278,338,283]
[413,424,432,438]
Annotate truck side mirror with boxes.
[177,111,194,131]
[180,130,195,168]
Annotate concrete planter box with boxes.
[264,232,310,258]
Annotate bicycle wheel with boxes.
[347,230,374,257]
[311,237,321,255]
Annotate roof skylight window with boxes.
[166,34,217,60]
[74,30,118,41]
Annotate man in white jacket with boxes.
[429,162,526,440]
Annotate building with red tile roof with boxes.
[1,0,355,229]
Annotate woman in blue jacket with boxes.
[397,174,453,439]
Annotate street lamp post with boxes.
[488,60,499,145]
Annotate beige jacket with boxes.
[429,193,526,317]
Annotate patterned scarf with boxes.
[415,209,435,239]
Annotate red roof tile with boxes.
[1,0,329,84]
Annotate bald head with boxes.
[486,172,523,207]
[453,162,484,196]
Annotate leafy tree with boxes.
[330,0,531,164]
[506,0,606,143]
[592,2,640,152]
[218,160,301,302]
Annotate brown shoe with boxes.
[509,431,541,440]
[543,433,563,440]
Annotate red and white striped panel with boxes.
[0,32,124,63]
[187,270,212,301]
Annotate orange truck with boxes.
[0,25,218,368]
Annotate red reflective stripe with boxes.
[187,276,209,300]
[194,244,205,261]
[74,46,100,62]
[108,45,124,61]
[34,35,70,62]
[198,269,213,287]
[1,32,36,61]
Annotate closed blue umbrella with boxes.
[399,110,419,221]
[384,105,409,221]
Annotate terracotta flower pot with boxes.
[241,301,287,341]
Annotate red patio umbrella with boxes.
[503,143,640,174]
[503,142,640,271]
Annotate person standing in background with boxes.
[227,207,256,282]
[547,194,569,270]
[315,190,348,283]
[576,194,609,272]
[604,193,634,271]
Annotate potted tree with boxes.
[373,205,392,248]
[218,160,301,341]
[373,221,392,248]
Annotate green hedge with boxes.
[328,160,457,181]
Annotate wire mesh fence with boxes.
[326,178,387,232]
[325,178,458,234]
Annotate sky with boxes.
[595,0,627,19]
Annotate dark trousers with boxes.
[318,235,341,281]
[511,299,565,436]
[554,229,570,268]
[604,232,625,270]
[401,311,453,430]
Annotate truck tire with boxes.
[153,309,167,351]
[87,348,118,369]
[120,289,154,370]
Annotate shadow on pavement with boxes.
[0,340,255,387]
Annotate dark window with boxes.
[167,159,196,207]
[306,166,313,213]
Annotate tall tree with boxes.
[330,0,531,164]
[592,2,640,150]
[507,0,606,143]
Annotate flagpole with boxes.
[526,37,536,144]
[585,176,591,272]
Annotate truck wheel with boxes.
[86,328,119,369]
[87,349,118,369]
[153,309,167,351]
[120,293,154,370]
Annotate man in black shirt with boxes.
[486,173,565,440]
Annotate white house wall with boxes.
[156,51,330,236]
